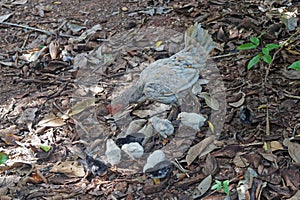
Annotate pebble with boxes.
[150,116,174,138]
[143,150,165,173]
[122,142,144,159]
[178,112,206,131]
[105,139,121,165]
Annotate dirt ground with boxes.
[0,0,300,199]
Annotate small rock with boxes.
[178,112,206,131]
[150,116,174,138]
[143,150,165,173]
[126,119,147,135]
[105,139,121,165]
[122,142,144,159]
[121,6,128,12]
[139,124,154,145]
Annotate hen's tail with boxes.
[184,23,214,55]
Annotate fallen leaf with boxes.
[229,92,245,108]
[192,175,212,199]
[186,136,216,166]
[49,40,59,60]
[233,152,249,167]
[37,113,65,127]
[270,141,284,152]
[213,145,242,158]
[50,161,85,177]
[67,98,95,116]
[199,92,219,110]
[202,154,218,175]
[259,152,277,162]
[287,190,300,200]
[207,121,215,134]
[283,138,300,163]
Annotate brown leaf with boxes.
[283,139,300,163]
[213,145,243,158]
[202,154,218,175]
[186,136,217,166]
[287,190,300,200]
[67,98,95,116]
[49,40,60,60]
[192,175,212,199]
[228,92,245,108]
[282,167,300,191]
[233,152,249,167]
[50,161,85,177]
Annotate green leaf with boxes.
[262,47,270,55]
[0,152,9,164]
[263,54,272,64]
[247,54,261,69]
[223,185,230,196]
[288,61,300,70]
[211,180,222,190]
[223,180,229,187]
[40,145,51,152]
[222,180,230,195]
[265,43,280,51]
[250,37,260,46]
[238,43,258,50]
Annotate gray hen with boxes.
[111,23,214,114]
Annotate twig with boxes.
[283,92,300,100]
[265,106,271,153]
[0,21,53,35]
[264,28,300,83]
[210,52,239,59]
[0,21,76,38]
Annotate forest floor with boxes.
[0,0,300,199]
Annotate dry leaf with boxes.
[49,40,59,60]
[192,175,212,199]
[202,154,218,175]
[259,152,277,162]
[283,138,300,163]
[270,141,284,152]
[50,161,85,177]
[233,152,249,167]
[67,98,95,116]
[229,92,245,108]
[199,92,219,110]
[287,190,300,200]
[37,113,65,127]
[186,136,216,166]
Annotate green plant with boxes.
[288,60,300,70]
[238,35,280,70]
[0,152,9,165]
[211,180,230,196]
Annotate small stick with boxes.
[0,21,76,38]
[210,52,239,59]
[1,21,53,35]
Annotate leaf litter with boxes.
[0,0,300,199]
